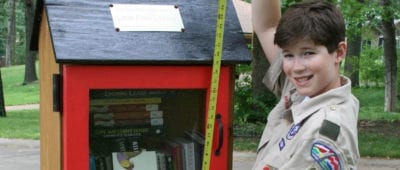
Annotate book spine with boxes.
[92,126,164,138]
[94,118,164,127]
[90,97,162,106]
[90,104,159,113]
[157,152,167,170]
[175,139,195,170]
[164,141,183,170]
[93,111,163,120]
[165,154,174,170]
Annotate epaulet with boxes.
[319,105,341,141]
[319,119,340,141]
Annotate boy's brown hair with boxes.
[274,0,345,53]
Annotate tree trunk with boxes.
[23,0,38,85]
[0,69,6,117]
[381,0,398,112]
[251,34,270,96]
[344,29,361,87]
[5,0,16,67]
[250,34,277,122]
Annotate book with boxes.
[164,140,183,170]
[90,104,159,113]
[93,111,163,120]
[90,97,162,106]
[174,138,195,170]
[157,151,167,170]
[91,126,164,138]
[165,153,174,170]
[184,131,204,170]
[112,151,158,170]
[93,155,113,170]
[94,118,164,127]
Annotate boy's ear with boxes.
[335,41,347,63]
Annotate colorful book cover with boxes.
[112,151,158,170]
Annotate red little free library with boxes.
[31,0,251,170]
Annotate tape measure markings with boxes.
[202,0,227,169]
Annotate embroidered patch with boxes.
[311,142,341,170]
[319,120,340,141]
[279,138,285,151]
[286,123,301,140]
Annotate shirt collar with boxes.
[290,77,352,124]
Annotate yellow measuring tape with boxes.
[202,0,227,169]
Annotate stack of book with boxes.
[89,96,164,169]
[90,97,164,138]
[108,130,205,170]
[161,131,204,170]
[89,90,206,170]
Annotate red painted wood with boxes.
[62,65,233,170]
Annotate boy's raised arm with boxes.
[252,0,281,63]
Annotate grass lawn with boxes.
[1,64,39,105]
[0,109,39,139]
[1,64,400,158]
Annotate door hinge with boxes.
[53,74,62,112]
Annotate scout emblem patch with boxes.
[311,142,341,170]
[279,138,285,151]
[286,123,301,140]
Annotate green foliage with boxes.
[0,1,8,57]
[0,0,27,65]
[359,47,384,87]
[234,66,277,124]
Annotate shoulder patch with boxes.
[311,142,341,170]
[319,120,340,141]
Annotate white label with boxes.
[110,4,185,32]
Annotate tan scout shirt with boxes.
[252,56,360,170]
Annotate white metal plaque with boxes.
[109,4,185,32]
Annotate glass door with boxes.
[89,89,206,170]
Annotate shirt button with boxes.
[329,105,337,111]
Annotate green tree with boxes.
[0,1,8,61]
[381,0,398,112]
[340,0,366,87]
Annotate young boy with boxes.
[251,0,359,169]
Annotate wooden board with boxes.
[39,10,62,170]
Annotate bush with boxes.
[359,47,384,87]
[234,65,277,125]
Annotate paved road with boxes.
[1,138,400,170]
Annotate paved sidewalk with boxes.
[5,104,39,111]
[0,138,40,170]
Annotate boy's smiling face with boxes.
[282,39,346,97]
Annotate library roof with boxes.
[31,0,251,65]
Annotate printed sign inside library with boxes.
[109,4,185,32]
